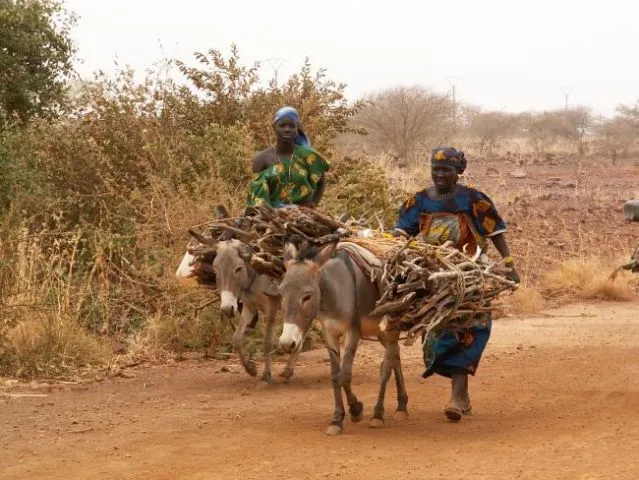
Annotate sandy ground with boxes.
[2,301,638,480]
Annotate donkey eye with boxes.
[301,293,313,304]
[234,266,243,274]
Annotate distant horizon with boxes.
[66,0,638,118]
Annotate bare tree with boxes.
[520,109,593,154]
[355,86,453,166]
[458,104,481,130]
[616,101,639,131]
[522,111,569,154]
[467,111,520,156]
[562,107,594,155]
[596,117,636,161]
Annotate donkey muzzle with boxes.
[279,323,304,353]
[219,291,239,317]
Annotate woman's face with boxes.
[274,118,297,143]
[431,164,458,191]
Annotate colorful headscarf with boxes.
[431,147,467,174]
[273,106,311,147]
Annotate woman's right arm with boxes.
[247,151,272,206]
[392,193,421,237]
[252,151,268,173]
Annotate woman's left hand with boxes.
[507,268,521,285]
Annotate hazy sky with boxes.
[66,0,637,117]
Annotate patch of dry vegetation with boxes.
[542,256,638,302]
[5,315,110,378]
[501,286,546,316]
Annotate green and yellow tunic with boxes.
[247,146,330,208]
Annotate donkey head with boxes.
[212,239,254,316]
[278,242,337,353]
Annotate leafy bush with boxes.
[0,45,361,378]
[323,155,398,229]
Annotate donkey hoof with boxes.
[394,410,409,421]
[279,368,294,381]
[369,417,385,429]
[244,362,258,377]
[256,379,273,390]
[326,424,343,436]
[260,373,274,384]
[349,401,364,422]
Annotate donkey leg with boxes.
[340,329,364,423]
[370,339,393,428]
[389,340,409,421]
[260,307,276,384]
[321,329,346,435]
[326,343,346,436]
[232,306,258,377]
[280,348,299,382]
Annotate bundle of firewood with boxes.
[352,236,518,345]
[186,204,352,280]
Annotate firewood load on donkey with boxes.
[278,241,409,436]
[175,206,293,383]
[175,204,353,382]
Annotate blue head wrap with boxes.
[273,106,311,147]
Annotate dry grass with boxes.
[5,315,111,379]
[543,256,638,302]
[138,308,231,358]
[502,286,546,316]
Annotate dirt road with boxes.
[2,301,638,480]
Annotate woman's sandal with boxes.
[444,406,463,422]
[445,404,472,422]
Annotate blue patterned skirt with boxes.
[422,313,492,378]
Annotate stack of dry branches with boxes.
[186,204,352,280]
[353,236,518,345]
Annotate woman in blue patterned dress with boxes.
[393,146,520,422]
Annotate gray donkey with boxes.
[175,208,299,383]
[278,242,409,435]
[212,239,302,383]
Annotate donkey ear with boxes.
[188,228,218,247]
[315,242,337,268]
[283,243,298,266]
